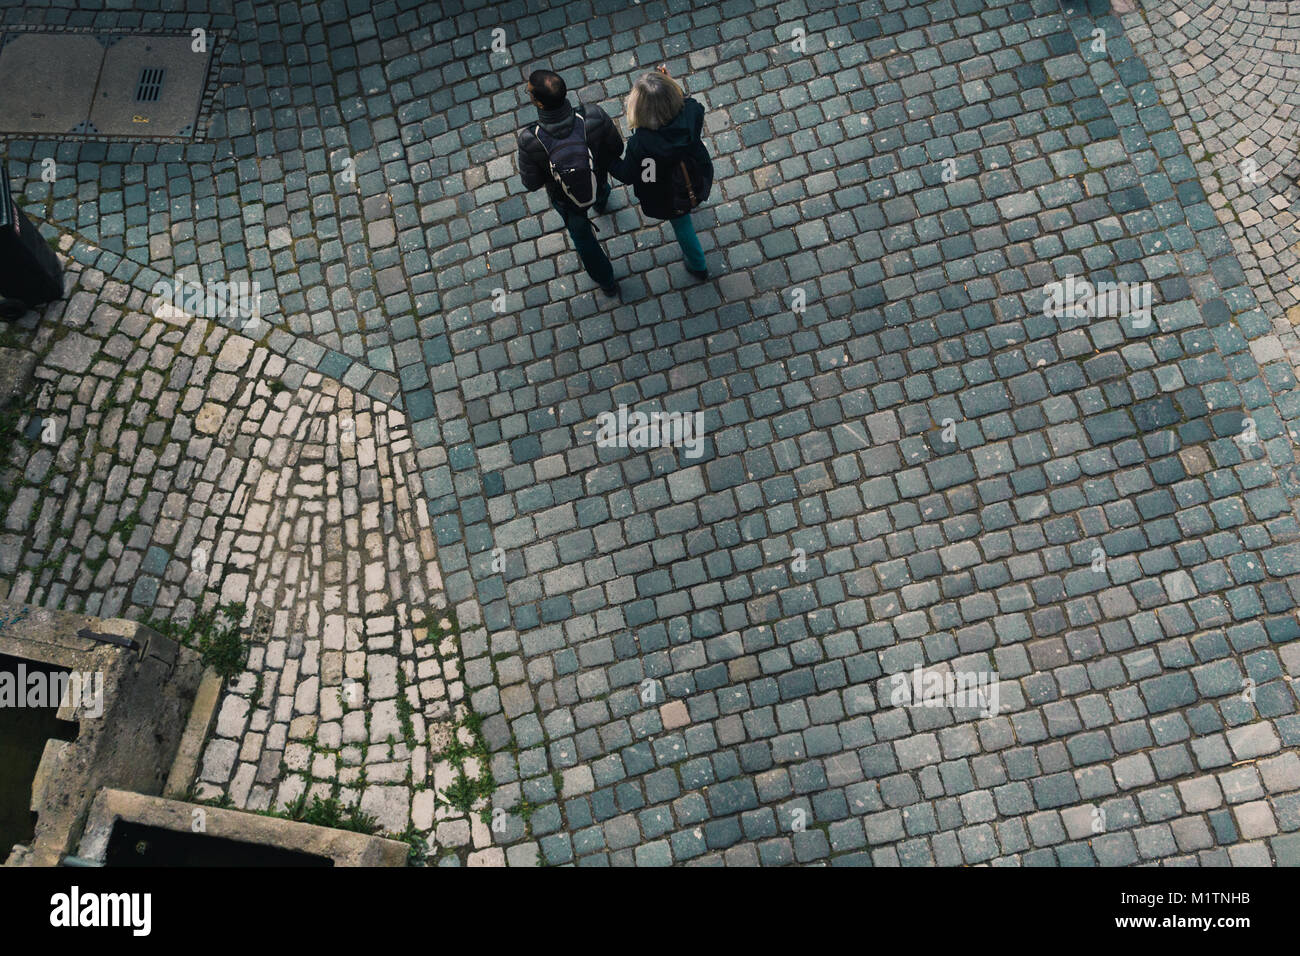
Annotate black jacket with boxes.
[609,97,713,221]
[517,101,623,212]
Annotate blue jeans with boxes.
[670,214,706,272]
[554,181,613,286]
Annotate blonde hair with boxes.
[625,72,685,131]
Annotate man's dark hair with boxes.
[529,69,566,109]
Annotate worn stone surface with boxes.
[0,603,203,867]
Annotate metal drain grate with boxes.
[134,66,165,103]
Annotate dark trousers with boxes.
[554,179,613,286]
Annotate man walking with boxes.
[517,69,624,297]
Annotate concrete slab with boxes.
[77,789,410,867]
[0,33,104,135]
[0,602,202,867]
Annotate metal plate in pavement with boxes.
[0,33,105,135]
[88,34,211,138]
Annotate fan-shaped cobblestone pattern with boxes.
[1124,2,1300,350]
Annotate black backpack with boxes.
[534,112,597,209]
[669,153,707,218]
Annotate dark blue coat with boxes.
[610,97,713,220]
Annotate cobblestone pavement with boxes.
[2,0,1300,866]
[1125,1,1300,362]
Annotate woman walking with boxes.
[609,65,714,279]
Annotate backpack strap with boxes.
[533,113,599,218]
[679,159,698,207]
[533,113,587,160]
